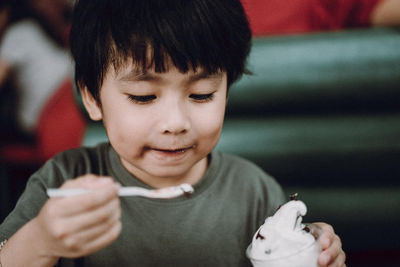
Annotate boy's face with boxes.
[82,62,227,187]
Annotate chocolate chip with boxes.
[256,229,265,240]
[290,193,299,201]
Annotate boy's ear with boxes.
[80,86,103,121]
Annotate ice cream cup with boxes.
[247,223,322,267]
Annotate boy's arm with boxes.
[371,0,400,26]
[0,175,122,267]
[0,219,59,267]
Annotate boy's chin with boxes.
[138,160,206,186]
[121,154,208,185]
[144,165,193,180]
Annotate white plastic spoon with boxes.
[47,183,194,199]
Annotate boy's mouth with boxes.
[147,145,195,159]
[152,147,192,154]
[145,145,195,160]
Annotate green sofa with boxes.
[221,27,400,257]
[83,27,400,261]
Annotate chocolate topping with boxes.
[184,191,193,198]
[290,193,299,201]
[256,229,265,240]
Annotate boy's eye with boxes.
[189,93,214,102]
[127,95,156,104]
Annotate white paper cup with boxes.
[247,240,321,267]
[247,224,322,267]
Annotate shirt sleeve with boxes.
[0,175,48,241]
[0,22,37,65]
[0,158,66,241]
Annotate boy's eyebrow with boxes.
[187,70,224,83]
[117,68,223,83]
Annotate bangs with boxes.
[108,1,236,76]
[71,0,251,100]
[109,39,224,77]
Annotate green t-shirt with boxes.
[0,143,285,266]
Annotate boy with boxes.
[0,0,345,266]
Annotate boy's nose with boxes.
[158,102,191,135]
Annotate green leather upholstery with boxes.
[227,28,400,116]
[221,28,400,185]
[221,28,400,252]
[83,28,400,253]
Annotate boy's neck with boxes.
[122,156,209,189]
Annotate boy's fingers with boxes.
[78,206,122,245]
[40,193,121,257]
[59,218,122,258]
[314,222,334,234]
[327,250,346,267]
[45,183,119,218]
[60,175,114,190]
[81,220,122,257]
[78,185,120,209]
[67,197,121,231]
[41,175,121,257]
[79,202,121,242]
[60,174,100,188]
[312,222,346,267]
[318,234,343,266]
[59,206,122,256]
[314,222,334,249]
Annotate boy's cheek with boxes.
[104,115,145,139]
[198,122,224,150]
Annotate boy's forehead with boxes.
[111,61,226,82]
[105,44,227,83]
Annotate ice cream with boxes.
[246,198,321,267]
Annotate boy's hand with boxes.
[33,175,122,260]
[314,222,346,267]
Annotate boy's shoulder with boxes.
[212,150,282,190]
[214,150,271,179]
[212,151,285,217]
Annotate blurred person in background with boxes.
[0,2,10,85]
[0,0,74,137]
[0,0,83,224]
[28,0,72,47]
[241,0,400,36]
[0,1,12,88]
[0,2,16,132]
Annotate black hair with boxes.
[70,0,252,102]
